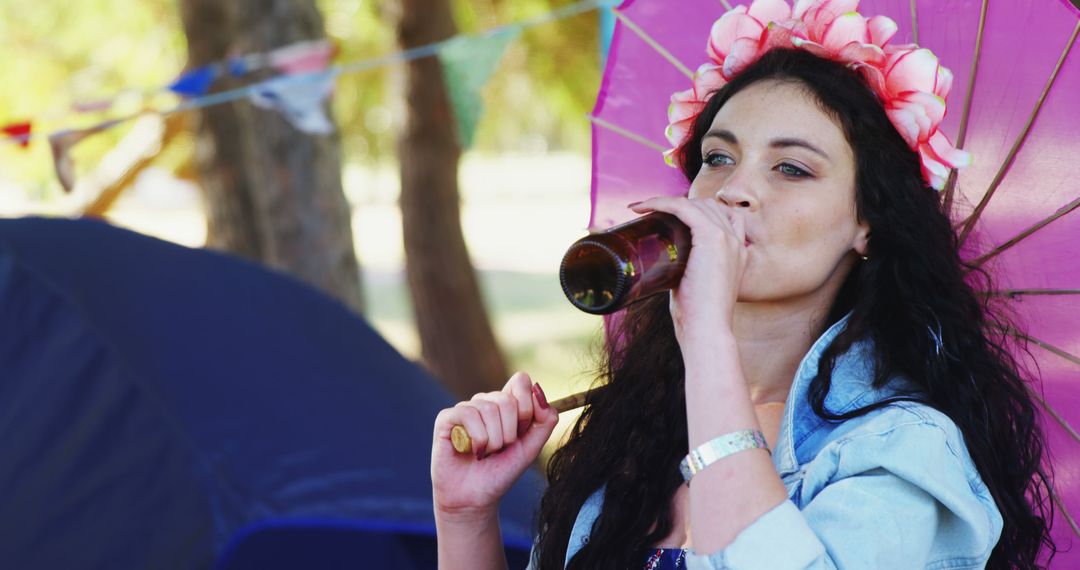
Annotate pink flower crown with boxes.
[665,0,971,190]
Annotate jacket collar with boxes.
[771,312,910,477]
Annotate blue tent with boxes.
[0,217,541,569]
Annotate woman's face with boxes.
[688,79,869,305]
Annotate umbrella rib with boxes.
[969,194,1080,267]
[586,114,669,154]
[612,9,695,79]
[1011,331,1080,368]
[985,289,1080,298]
[957,19,1080,246]
[942,0,988,212]
[1031,392,1080,539]
[1007,335,1080,538]
[1039,470,1080,539]
[909,0,920,45]
[1015,332,1080,446]
[1028,385,1080,448]
[1011,337,1080,539]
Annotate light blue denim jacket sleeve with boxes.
[539,314,1003,570]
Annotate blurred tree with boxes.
[177,0,364,313]
[389,0,509,398]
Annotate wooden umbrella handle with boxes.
[449,387,598,454]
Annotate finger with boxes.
[503,372,534,436]
[684,199,744,250]
[469,396,505,457]
[626,194,677,210]
[730,209,747,243]
[628,195,686,213]
[689,197,732,232]
[519,384,559,454]
[442,404,489,459]
[475,392,519,447]
[629,197,712,231]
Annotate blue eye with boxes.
[778,163,811,178]
[702,152,733,167]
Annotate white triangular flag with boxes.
[249,71,337,135]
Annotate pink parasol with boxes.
[587,0,1080,563]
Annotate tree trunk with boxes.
[392,0,509,398]
[178,0,364,314]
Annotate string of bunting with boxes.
[0,0,614,192]
[2,40,337,148]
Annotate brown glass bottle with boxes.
[559,212,692,315]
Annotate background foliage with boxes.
[0,0,601,192]
[0,0,608,457]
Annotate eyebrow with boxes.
[703,128,832,163]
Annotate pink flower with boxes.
[921,131,973,189]
[665,0,971,190]
[666,64,726,147]
[882,47,952,97]
[788,3,896,66]
[794,0,859,37]
[857,46,970,188]
[707,0,793,78]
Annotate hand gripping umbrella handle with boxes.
[449,388,599,454]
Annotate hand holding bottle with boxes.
[629,196,747,341]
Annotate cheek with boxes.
[754,205,855,280]
[775,204,833,252]
[687,170,724,199]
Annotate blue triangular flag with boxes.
[169,66,216,97]
[228,57,247,77]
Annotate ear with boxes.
[852,220,871,257]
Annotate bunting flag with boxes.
[168,65,217,98]
[249,71,337,135]
[600,8,616,66]
[227,55,258,77]
[49,119,128,192]
[72,99,114,114]
[437,27,520,149]
[269,40,337,75]
[2,122,32,148]
[163,40,336,102]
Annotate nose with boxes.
[714,180,758,210]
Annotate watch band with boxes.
[679,429,770,483]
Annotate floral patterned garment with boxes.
[643,547,687,570]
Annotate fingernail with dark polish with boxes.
[518,420,530,436]
[475,444,486,461]
[533,383,550,410]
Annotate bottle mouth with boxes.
[559,239,629,315]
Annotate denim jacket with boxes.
[529,314,1003,569]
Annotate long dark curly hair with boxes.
[533,48,1056,569]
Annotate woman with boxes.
[430,5,1055,569]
